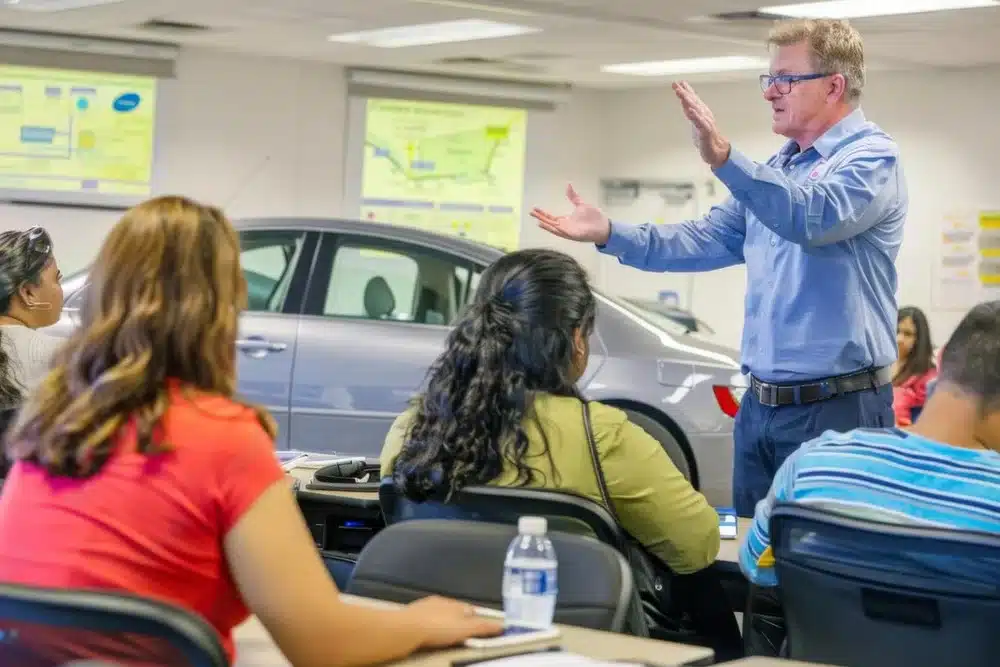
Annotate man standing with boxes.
[531,19,907,516]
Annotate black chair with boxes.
[379,478,629,550]
[0,583,227,667]
[380,479,656,633]
[771,502,1000,667]
[379,479,743,658]
[347,518,634,633]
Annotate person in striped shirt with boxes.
[740,300,1000,587]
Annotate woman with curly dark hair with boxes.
[381,248,740,657]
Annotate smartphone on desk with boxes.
[464,625,561,649]
[717,507,738,540]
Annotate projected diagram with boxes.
[360,98,527,251]
[0,65,156,197]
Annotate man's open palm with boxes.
[530,184,611,245]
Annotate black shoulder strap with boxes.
[581,400,618,522]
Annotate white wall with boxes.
[1,48,607,282]
[600,67,1000,349]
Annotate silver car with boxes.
[53,218,743,505]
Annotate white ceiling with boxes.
[1,0,999,88]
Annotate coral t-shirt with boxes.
[0,382,286,663]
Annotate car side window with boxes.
[321,240,479,325]
[240,230,307,312]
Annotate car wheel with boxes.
[622,408,693,482]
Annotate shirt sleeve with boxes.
[213,417,287,534]
[738,442,812,586]
[597,196,747,273]
[593,406,720,574]
[713,143,901,247]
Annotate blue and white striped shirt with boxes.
[740,428,1000,587]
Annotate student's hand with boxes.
[531,184,612,245]
[404,596,503,649]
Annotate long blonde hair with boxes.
[7,196,276,477]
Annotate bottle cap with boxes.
[518,516,547,536]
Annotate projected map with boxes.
[360,98,527,251]
[0,65,156,199]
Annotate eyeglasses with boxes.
[759,72,832,95]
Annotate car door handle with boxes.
[236,337,288,358]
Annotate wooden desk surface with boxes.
[233,595,714,667]
[715,518,752,565]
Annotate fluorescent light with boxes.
[2,0,126,10]
[757,0,999,19]
[328,19,540,48]
[408,0,538,17]
[601,56,769,77]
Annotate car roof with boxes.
[235,216,506,266]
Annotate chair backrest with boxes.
[378,477,629,553]
[0,583,228,667]
[347,518,634,632]
[771,502,1000,667]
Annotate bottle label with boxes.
[508,567,557,595]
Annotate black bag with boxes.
[580,402,742,658]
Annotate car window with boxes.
[240,230,307,312]
[321,240,479,325]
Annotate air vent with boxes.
[706,11,781,22]
[136,19,214,35]
[507,51,565,61]
[434,56,546,73]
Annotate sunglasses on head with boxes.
[23,226,52,270]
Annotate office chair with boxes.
[379,478,629,551]
[380,479,660,636]
[347,518,634,633]
[378,479,743,657]
[771,502,1000,667]
[0,583,227,667]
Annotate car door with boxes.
[289,232,482,456]
[235,228,316,449]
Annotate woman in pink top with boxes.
[892,306,937,426]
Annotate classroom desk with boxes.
[232,594,715,667]
[715,519,753,568]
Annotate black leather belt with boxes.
[749,365,893,407]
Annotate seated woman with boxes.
[0,226,65,474]
[0,196,499,667]
[382,248,738,654]
[892,306,937,426]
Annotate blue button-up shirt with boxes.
[599,109,907,382]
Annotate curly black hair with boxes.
[391,247,597,501]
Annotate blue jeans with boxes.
[732,383,894,517]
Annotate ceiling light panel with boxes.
[2,0,126,10]
[328,19,541,48]
[601,56,770,76]
[757,0,999,19]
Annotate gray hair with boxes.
[768,18,866,104]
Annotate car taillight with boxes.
[712,385,741,418]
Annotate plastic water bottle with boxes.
[502,516,558,629]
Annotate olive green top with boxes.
[380,393,720,574]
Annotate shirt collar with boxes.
[778,107,867,160]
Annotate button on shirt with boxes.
[599,109,906,383]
